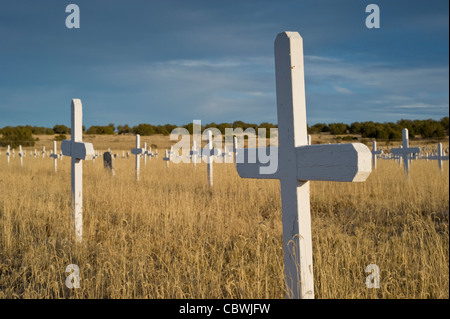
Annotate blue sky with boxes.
[0,0,448,128]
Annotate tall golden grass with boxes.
[0,137,448,299]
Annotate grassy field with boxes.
[0,135,448,299]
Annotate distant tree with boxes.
[132,124,156,136]
[441,116,449,135]
[86,126,115,135]
[53,124,70,134]
[117,124,131,135]
[0,126,35,148]
[328,123,348,135]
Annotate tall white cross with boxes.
[390,128,420,176]
[61,99,95,243]
[50,141,59,172]
[236,32,372,299]
[371,141,383,169]
[427,142,449,172]
[131,134,145,181]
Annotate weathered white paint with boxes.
[371,141,383,169]
[131,134,145,181]
[50,141,59,172]
[61,99,95,243]
[390,128,420,176]
[236,32,372,299]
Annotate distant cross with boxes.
[61,99,96,243]
[190,140,198,167]
[163,149,170,168]
[204,130,220,187]
[143,142,148,165]
[131,134,145,181]
[50,141,59,172]
[6,145,10,164]
[371,141,383,169]
[42,146,46,159]
[390,128,420,176]
[236,32,372,299]
[427,142,449,172]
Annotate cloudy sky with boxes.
[0,0,448,128]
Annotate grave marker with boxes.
[427,142,449,171]
[61,99,95,243]
[371,141,383,169]
[236,32,372,299]
[390,128,420,176]
[50,141,59,172]
[131,134,145,181]
[103,151,116,176]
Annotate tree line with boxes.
[0,117,448,148]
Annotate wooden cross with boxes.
[6,145,10,164]
[390,128,420,176]
[50,141,59,172]
[61,99,95,243]
[163,149,170,168]
[203,130,220,187]
[131,134,145,181]
[371,141,383,169]
[426,142,449,172]
[236,32,372,299]
[190,140,198,167]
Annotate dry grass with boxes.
[0,136,448,299]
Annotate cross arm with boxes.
[236,143,372,182]
[390,147,420,155]
[61,140,95,160]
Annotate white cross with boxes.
[131,134,145,181]
[236,32,372,299]
[42,146,46,159]
[203,130,220,187]
[163,149,170,168]
[61,99,95,243]
[371,141,383,169]
[390,128,420,176]
[6,145,10,164]
[50,141,59,172]
[426,142,449,171]
[190,140,198,167]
